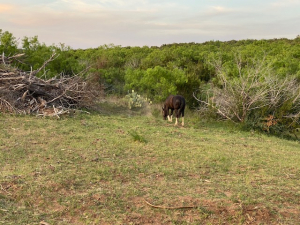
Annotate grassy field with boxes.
[0,102,300,224]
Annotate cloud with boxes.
[206,6,236,16]
[0,4,14,12]
[271,0,300,7]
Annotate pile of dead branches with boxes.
[0,53,102,117]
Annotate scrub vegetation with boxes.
[1,29,300,136]
[1,29,300,224]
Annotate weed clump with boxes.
[128,130,147,143]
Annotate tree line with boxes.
[1,29,300,136]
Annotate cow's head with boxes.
[162,106,167,120]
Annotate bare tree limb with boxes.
[193,92,236,122]
[30,53,59,77]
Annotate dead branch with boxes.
[0,97,17,113]
[7,53,25,59]
[0,53,103,116]
[30,53,59,77]
[193,92,236,122]
[1,52,5,64]
[144,199,199,210]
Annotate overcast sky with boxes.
[1,0,300,49]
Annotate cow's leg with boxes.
[174,109,178,125]
[168,115,172,122]
[167,108,170,121]
[181,109,185,126]
[168,109,173,122]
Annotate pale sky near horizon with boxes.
[1,0,300,49]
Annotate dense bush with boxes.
[195,52,300,135]
[124,66,187,101]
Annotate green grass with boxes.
[0,104,300,224]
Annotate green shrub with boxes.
[124,66,187,102]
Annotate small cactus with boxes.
[124,90,151,109]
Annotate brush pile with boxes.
[0,53,102,117]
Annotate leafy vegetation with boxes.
[1,29,300,136]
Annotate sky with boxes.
[1,0,300,49]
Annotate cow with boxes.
[162,95,185,126]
